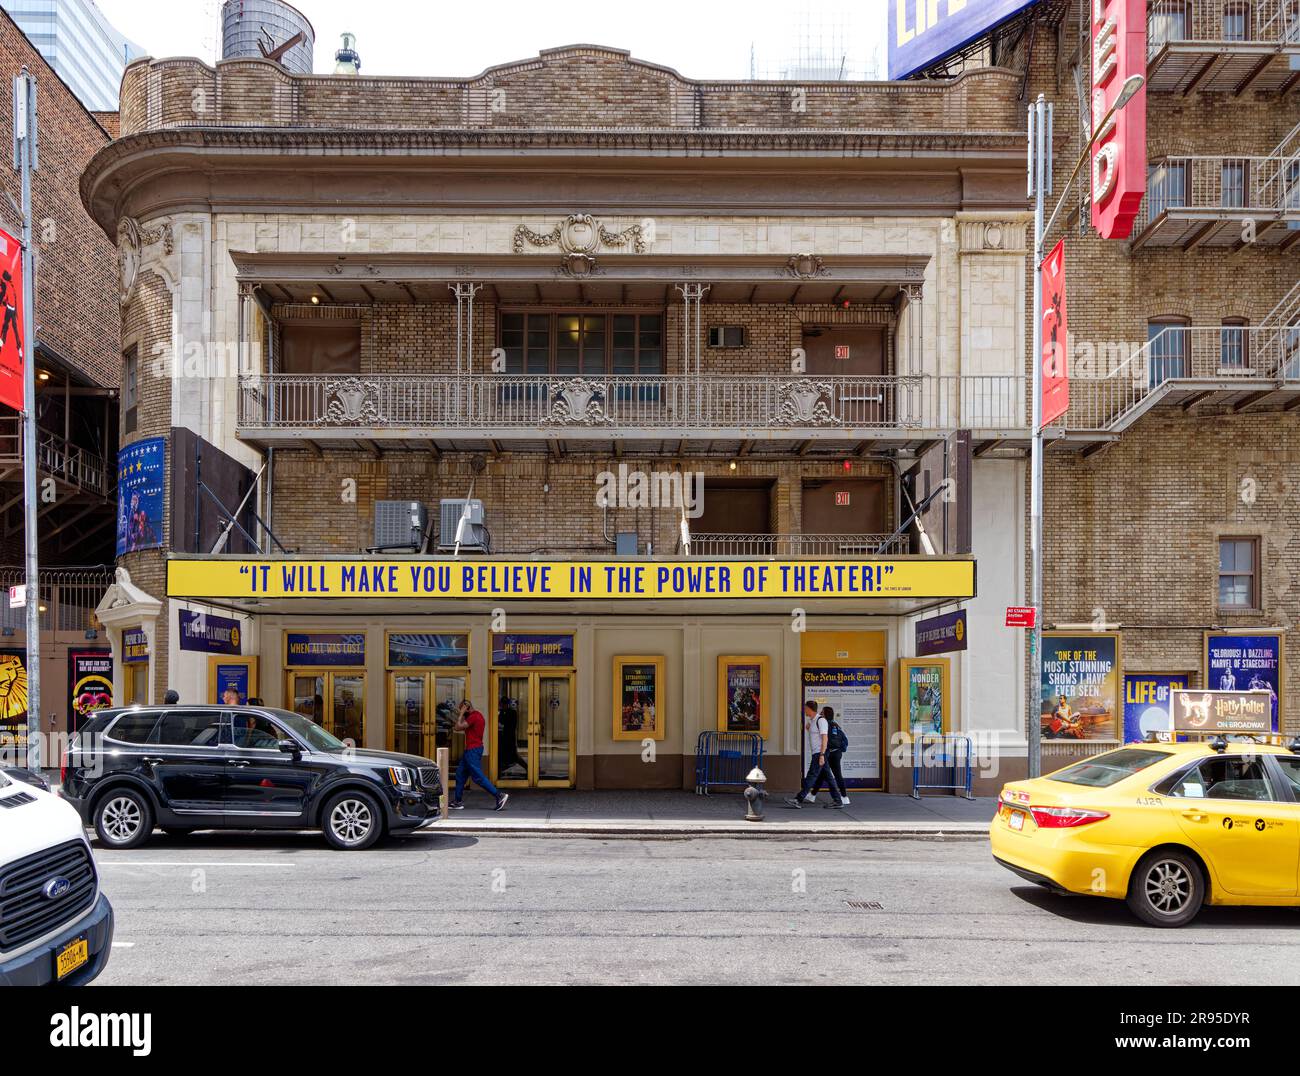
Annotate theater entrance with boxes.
[489,670,575,788]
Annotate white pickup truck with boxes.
[0,768,114,985]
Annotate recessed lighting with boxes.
[310,295,320,305]
[36,371,48,381]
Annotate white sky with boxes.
[95,0,888,81]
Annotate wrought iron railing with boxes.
[1132,154,1296,235]
[0,417,111,497]
[688,533,911,556]
[0,567,114,634]
[237,373,1029,434]
[1060,326,1300,431]
[1148,0,1300,50]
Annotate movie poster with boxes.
[0,647,28,760]
[1122,672,1188,743]
[1204,632,1282,731]
[904,662,946,735]
[1041,633,1120,741]
[116,437,166,557]
[614,657,662,740]
[723,661,763,733]
[802,666,883,787]
[69,649,114,736]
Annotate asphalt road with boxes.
[90,831,1300,985]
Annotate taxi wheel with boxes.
[1126,849,1204,928]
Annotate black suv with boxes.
[61,706,441,851]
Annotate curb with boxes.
[422,822,991,840]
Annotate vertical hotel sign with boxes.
[1091,0,1147,239]
[0,228,24,413]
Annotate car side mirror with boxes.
[277,739,300,754]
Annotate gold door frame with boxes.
[385,669,470,759]
[285,668,367,744]
[489,669,576,788]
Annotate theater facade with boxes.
[83,44,1034,792]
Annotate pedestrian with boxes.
[449,699,509,812]
[785,700,843,809]
[809,705,850,806]
[163,689,179,705]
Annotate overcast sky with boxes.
[96,0,887,81]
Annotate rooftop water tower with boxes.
[221,0,315,75]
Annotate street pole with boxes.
[13,69,39,773]
[1027,94,1050,779]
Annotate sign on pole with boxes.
[7,584,24,608]
[0,228,24,413]
[1040,238,1069,427]
[1005,606,1037,628]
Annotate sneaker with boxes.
[824,801,844,809]
[841,796,852,805]
[783,796,804,809]
[448,802,466,811]
[494,793,510,812]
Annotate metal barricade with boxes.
[911,734,975,799]
[694,731,764,794]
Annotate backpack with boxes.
[827,719,848,754]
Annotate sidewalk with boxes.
[435,789,995,838]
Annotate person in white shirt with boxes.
[786,700,843,809]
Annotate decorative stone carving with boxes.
[117,217,174,307]
[514,213,646,274]
[785,253,829,279]
[543,377,613,426]
[323,377,384,424]
[775,380,839,426]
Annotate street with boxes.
[92,833,1300,986]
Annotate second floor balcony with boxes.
[1146,0,1300,93]
[236,372,1029,454]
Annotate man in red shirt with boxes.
[450,699,508,811]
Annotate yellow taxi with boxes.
[990,739,1300,927]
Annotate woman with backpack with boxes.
[811,705,851,805]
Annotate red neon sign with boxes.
[1090,0,1147,240]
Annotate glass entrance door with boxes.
[287,671,365,746]
[491,671,573,788]
[388,672,468,764]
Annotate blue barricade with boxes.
[910,733,975,799]
[694,731,764,794]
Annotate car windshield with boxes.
[1048,748,1172,787]
[263,708,348,752]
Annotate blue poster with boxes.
[888,0,1042,79]
[388,633,469,667]
[1122,673,1188,743]
[116,436,166,557]
[491,633,573,667]
[916,609,967,655]
[1205,633,1282,731]
[286,633,366,667]
[122,627,149,664]
[214,663,250,705]
[179,610,242,655]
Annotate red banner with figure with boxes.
[0,229,25,413]
[1040,239,1068,428]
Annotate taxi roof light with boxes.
[1209,736,1228,754]
[1288,737,1300,755]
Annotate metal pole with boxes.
[1028,94,1049,780]
[14,70,39,773]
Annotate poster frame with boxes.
[899,656,951,738]
[1040,631,1123,742]
[1203,630,1284,732]
[612,655,665,742]
[716,654,770,739]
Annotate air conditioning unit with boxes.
[439,498,488,551]
[373,501,428,552]
[708,325,747,348]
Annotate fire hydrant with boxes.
[744,766,767,822]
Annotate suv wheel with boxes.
[322,790,382,850]
[1127,849,1204,927]
[94,788,153,849]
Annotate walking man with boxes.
[449,699,509,811]
[786,699,843,809]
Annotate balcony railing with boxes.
[237,373,1028,439]
[1058,325,1300,432]
[1149,0,1300,50]
[1131,153,1299,245]
[0,417,111,497]
[688,533,911,556]
[1146,0,1300,91]
[0,567,114,634]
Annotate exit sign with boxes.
[835,491,850,506]
[834,345,850,360]
[1005,606,1037,628]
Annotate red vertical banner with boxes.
[1090,0,1147,240]
[0,229,24,413]
[1040,239,1069,428]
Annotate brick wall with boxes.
[0,9,119,387]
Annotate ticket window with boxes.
[288,670,365,746]
[388,671,468,764]
[123,663,148,705]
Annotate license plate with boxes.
[1008,810,1025,831]
[55,936,89,980]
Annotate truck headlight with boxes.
[388,766,413,789]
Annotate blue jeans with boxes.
[455,746,500,802]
